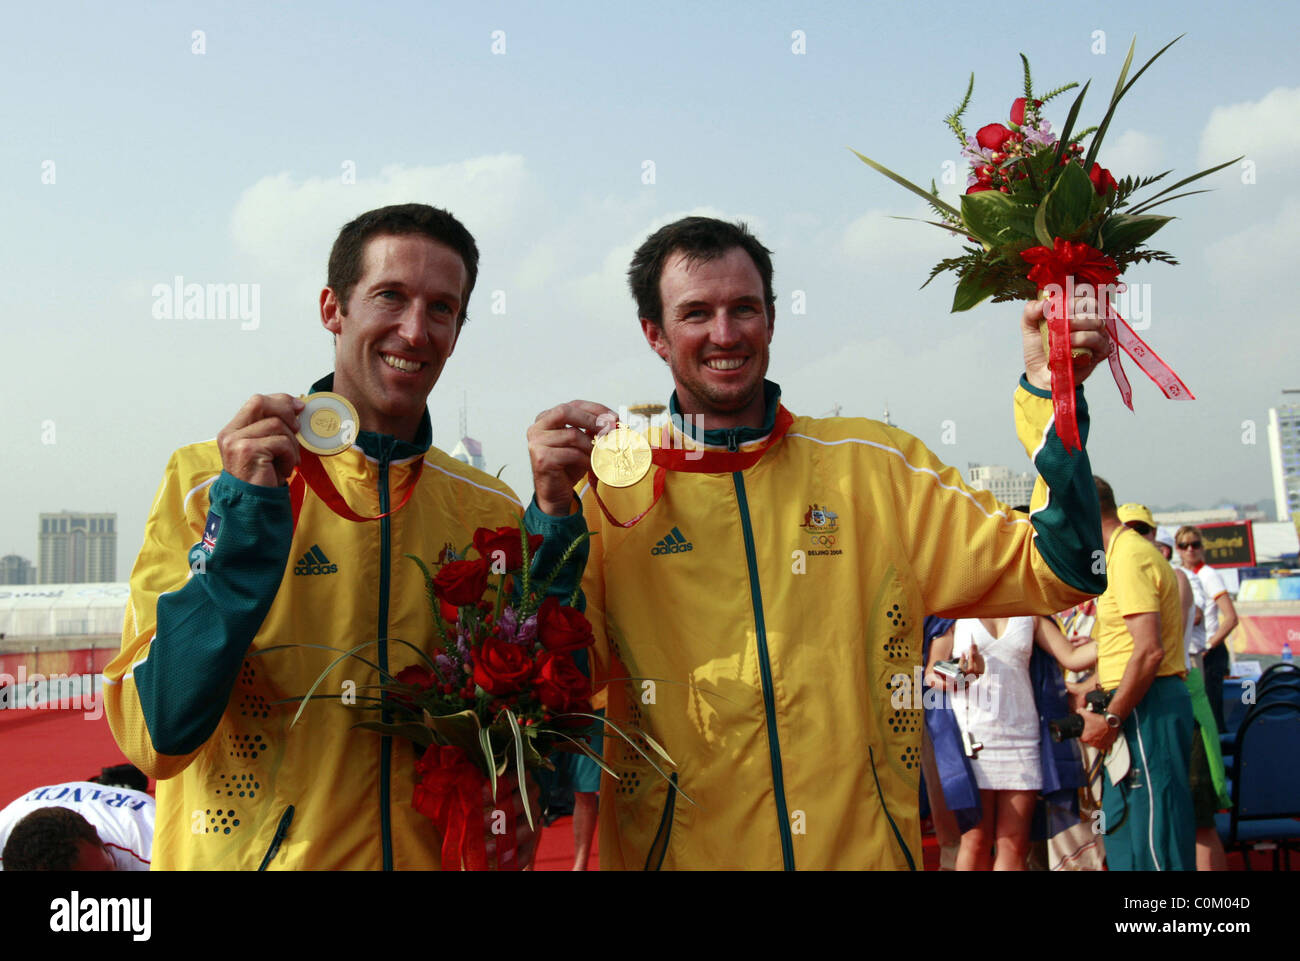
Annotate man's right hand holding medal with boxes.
[217,393,307,488]
[527,401,619,517]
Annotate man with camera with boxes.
[1080,478,1195,870]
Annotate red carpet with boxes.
[1,708,1282,870]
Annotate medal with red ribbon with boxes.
[1022,238,1194,453]
[587,407,795,528]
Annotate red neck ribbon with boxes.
[1021,238,1194,454]
[289,450,422,529]
[412,744,491,870]
[587,406,794,528]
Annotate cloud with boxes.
[229,156,533,276]
[1204,193,1300,290]
[1198,86,1300,174]
[841,204,956,267]
[1099,129,1165,178]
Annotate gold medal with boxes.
[297,392,359,456]
[591,423,652,488]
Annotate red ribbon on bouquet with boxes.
[413,744,490,871]
[1021,238,1194,453]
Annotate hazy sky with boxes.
[3,0,1297,578]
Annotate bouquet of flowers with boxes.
[289,524,676,870]
[854,36,1238,451]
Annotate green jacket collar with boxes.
[310,373,432,462]
[668,380,782,450]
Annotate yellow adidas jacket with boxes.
[103,375,553,870]
[572,378,1104,870]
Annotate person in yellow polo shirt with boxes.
[1082,480,1195,870]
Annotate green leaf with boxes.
[479,726,497,801]
[506,708,533,831]
[945,72,975,144]
[1099,212,1173,250]
[286,639,392,729]
[1125,190,1212,215]
[958,191,1008,245]
[1040,160,1094,240]
[851,149,962,221]
[351,720,436,745]
[562,711,696,806]
[1084,35,1184,172]
[549,731,622,780]
[1052,80,1090,170]
[1032,203,1053,248]
[890,215,968,237]
[424,708,487,760]
[1125,156,1242,214]
[952,270,997,312]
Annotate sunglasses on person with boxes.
[1178,540,1203,550]
[1127,522,1153,536]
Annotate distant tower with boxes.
[451,391,486,470]
[882,401,894,427]
[1268,390,1300,521]
[627,402,667,430]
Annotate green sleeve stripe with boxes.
[1021,377,1106,595]
[136,472,292,756]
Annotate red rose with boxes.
[536,595,595,653]
[1009,98,1041,126]
[966,183,993,194]
[472,526,544,573]
[1088,162,1117,196]
[395,664,438,690]
[975,123,1011,151]
[432,558,490,606]
[473,635,534,695]
[390,663,438,710]
[532,651,592,713]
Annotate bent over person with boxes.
[104,205,587,869]
[526,216,1110,869]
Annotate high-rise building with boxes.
[1267,401,1300,522]
[38,512,117,584]
[967,463,1035,508]
[0,554,36,585]
[450,437,485,471]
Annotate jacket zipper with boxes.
[378,443,394,871]
[256,805,295,871]
[869,746,916,870]
[643,772,679,870]
[733,469,795,871]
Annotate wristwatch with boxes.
[1104,712,1122,730]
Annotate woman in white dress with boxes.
[925,616,1096,870]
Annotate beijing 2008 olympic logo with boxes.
[800,503,840,547]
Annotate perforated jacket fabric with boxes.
[103,376,541,870]
[575,378,1104,870]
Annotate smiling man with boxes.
[105,204,589,870]
[527,215,1111,869]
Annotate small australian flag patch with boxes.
[201,511,222,554]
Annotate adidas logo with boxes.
[651,527,693,556]
[293,545,338,576]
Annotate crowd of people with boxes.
[3,202,1256,871]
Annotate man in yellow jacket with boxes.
[527,216,1110,869]
[104,204,602,869]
